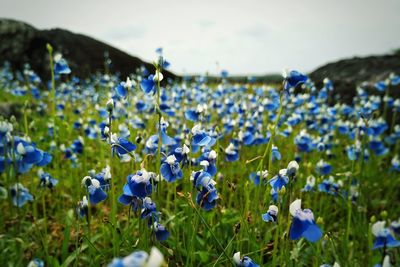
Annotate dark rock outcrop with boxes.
[309,54,400,102]
[0,19,177,81]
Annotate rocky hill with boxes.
[0,19,176,81]
[309,54,400,102]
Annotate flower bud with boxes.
[106,99,114,112]
[380,210,388,219]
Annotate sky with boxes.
[1,0,399,75]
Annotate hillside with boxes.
[0,19,177,81]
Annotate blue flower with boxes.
[140,75,156,94]
[115,83,127,98]
[107,247,164,267]
[374,81,387,92]
[289,199,322,242]
[192,171,219,211]
[233,252,259,267]
[38,170,58,189]
[153,222,170,242]
[249,170,268,186]
[198,149,217,176]
[170,145,190,164]
[82,176,107,205]
[160,155,183,183]
[121,170,154,199]
[10,183,33,207]
[283,70,308,91]
[54,54,71,75]
[269,169,289,191]
[111,134,136,156]
[318,177,340,196]
[316,160,332,176]
[302,175,316,192]
[27,258,44,267]
[372,221,400,249]
[191,124,216,147]
[141,197,159,225]
[76,196,89,219]
[271,145,281,161]
[262,205,278,223]
[225,143,239,162]
[390,220,400,235]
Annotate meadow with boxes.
[0,46,399,267]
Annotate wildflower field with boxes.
[0,46,400,267]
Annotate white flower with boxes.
[91,179,101,188]
[290,199,302,217]
[146,247,164,267]
[287,161,299,176]
[125,77,135,88]
[16,142,26,155]
[225,143,236,154]
[165,155,177,165]
[0,121,13,133]
[182,144,190,154]
[191,124,202,135]
[372,221,386,236]
[279,168,287,176]
[307,175,316,186]
[208,150,217,159]
[200,160,209,167]
[54,53,62,62]
[153,70,163,82]
[233,252,241,265]
[268,205,279,214]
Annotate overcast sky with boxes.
[1,0,399,75]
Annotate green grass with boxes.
[0,80,399,267]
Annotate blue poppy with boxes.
[111,134,136,156]
[123,170,153,199]
[225,143,239,162]
[269,169,289,191]
[27,258,44,267]
[289,199,322,242]
[198,150,217,176]
[316,160,332,176]
[192,171,219,211]
[160,155,183,183]
[140,75,156,94]
[283,70,308,91]
[249,170,268,186]
[271,145,281,161]
[372,221,400,250]
[107,247,164,267]
[374,81,387,92]
[233,252,259,267]
[10,183,33,207]
[82,176,107,205]
[154,223,170,242]
[262,205,278,223]
[38,170,58,189]
[141,197,159,225]
[54,58,71,75]
[115,83,127,98]
[318,178,340,196]
[191,124,215,147]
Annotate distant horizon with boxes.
[1,0,399,76]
